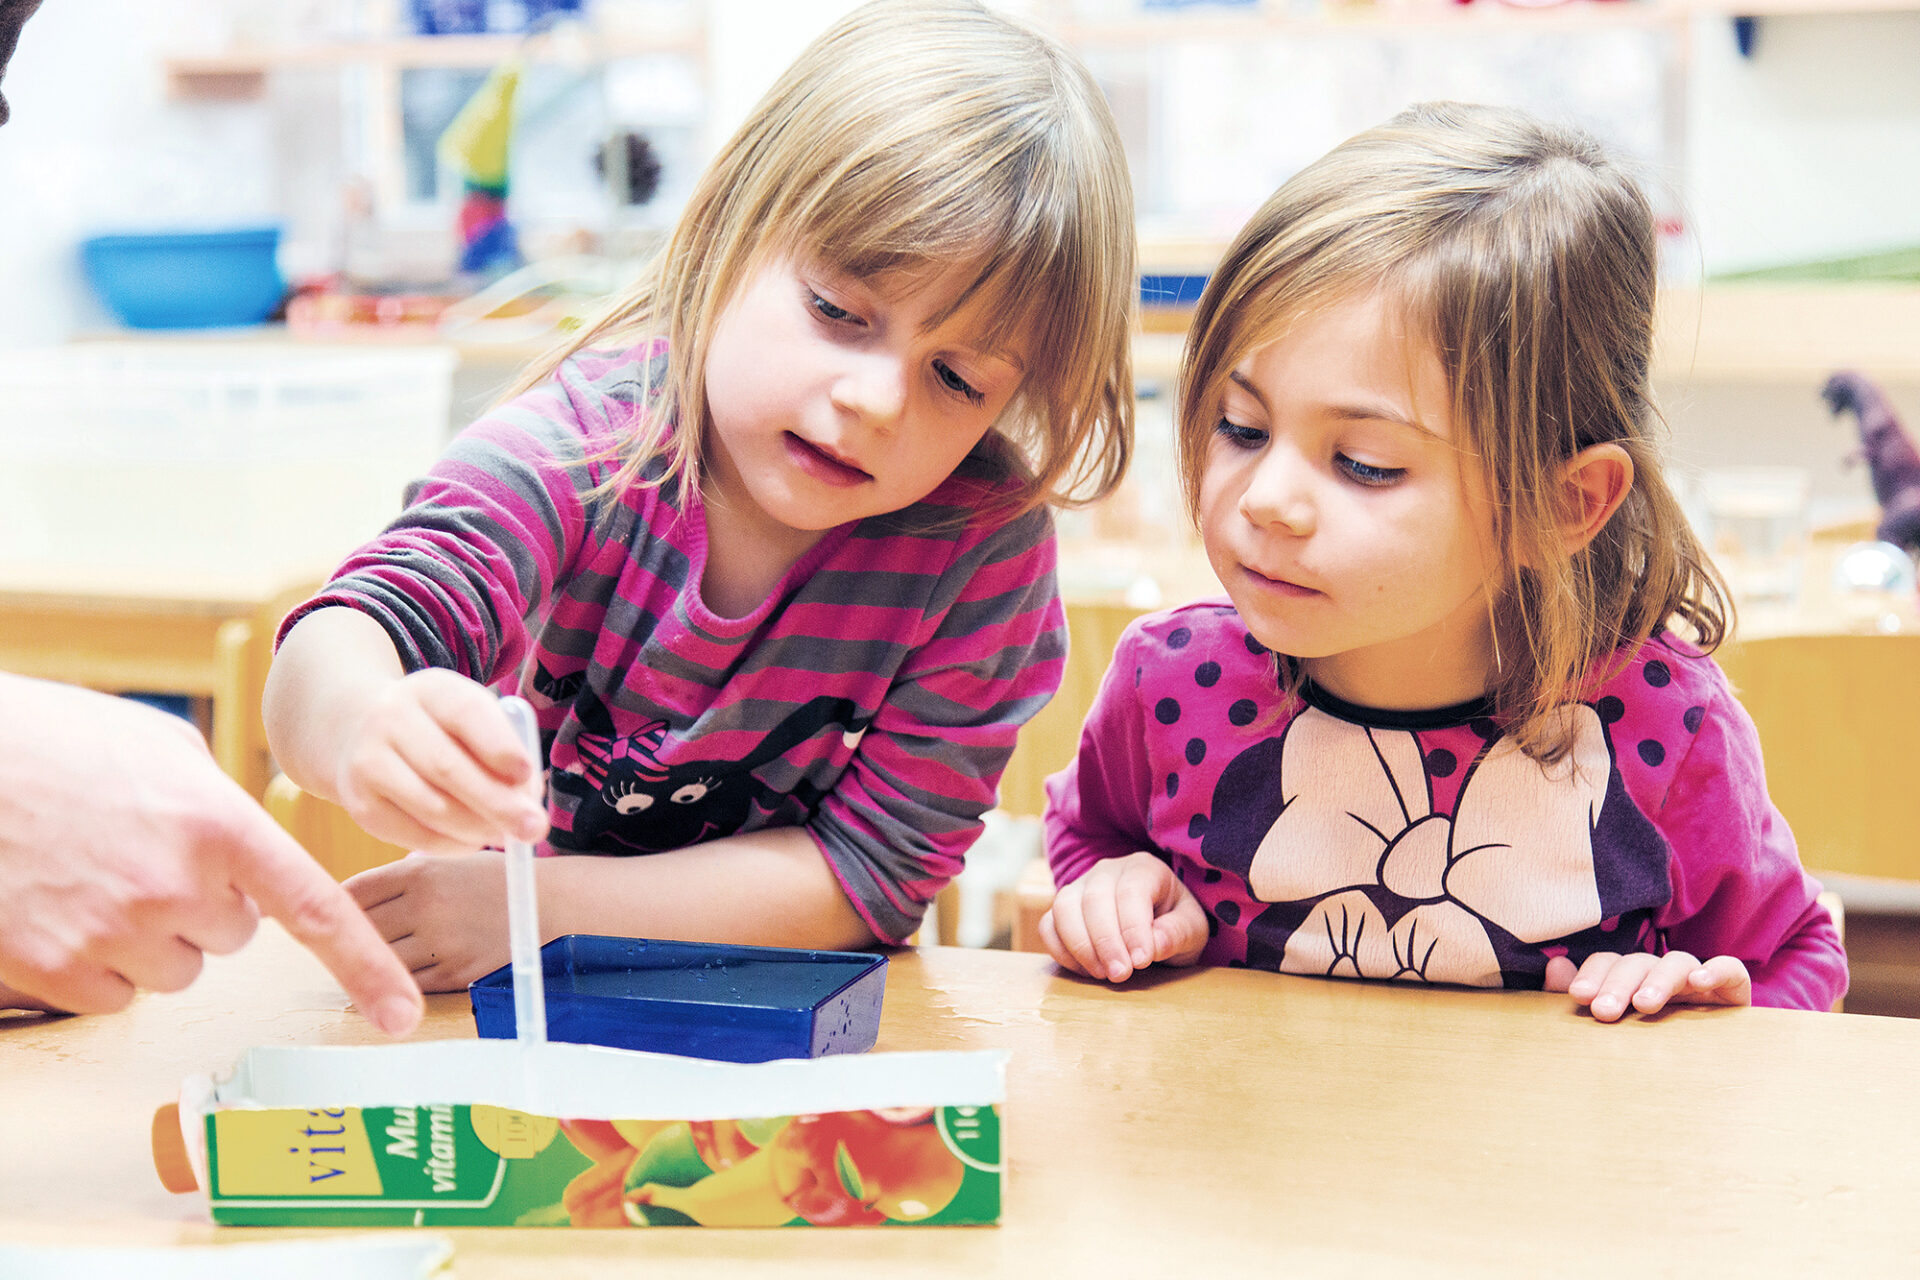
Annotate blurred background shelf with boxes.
[165,27,704,100]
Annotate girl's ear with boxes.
[1557,443,1634,553]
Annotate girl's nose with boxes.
[830,352,907,427]
[1239,447,1316,536]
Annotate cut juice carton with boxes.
[153,1040,1005,1228]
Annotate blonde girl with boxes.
[1042,102,1844,1018]
[266,0,1135,990]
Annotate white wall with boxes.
[1685,12,1920,275]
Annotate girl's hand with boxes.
[1038,851,1208,983]
[1545,950,1752,1022]
[334,669,548,856]
[348,849,512,992]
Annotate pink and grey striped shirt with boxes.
[284,347,1067,943]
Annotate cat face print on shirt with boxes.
[540,679,869,856]
[1196,700,1674,989]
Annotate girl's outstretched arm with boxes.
[346,828,873,991]
[266,606,546,855]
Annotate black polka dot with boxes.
[1188,814,1209,839]
[1203,868,1222,884]
[1470,717,1501,741]
[1167,627,1192,650]
[1638,739,1666,767]
[1185,738,1207,766]
[1684,705,1705,734]
[1154,697,1181,725]
[1215,900,1240,926]
[1425,748,1457,778]
[1643,660,1671,689]
[1164,773,1179,799]
[1195,661,1222,688]
[1228,699,1258,727]
[1210,918,1222,939]
[1243,632,1266,656]
[1596,696,1625,725]
[1226,955,1242,966]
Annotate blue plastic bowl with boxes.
[407,0,583,34]
[470,935,889,1063]
[80,227,285,330]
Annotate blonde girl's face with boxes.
[1197,289,1506,711]
[701,254,1028,546]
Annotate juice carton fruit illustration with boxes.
[152,1041,1004,1227]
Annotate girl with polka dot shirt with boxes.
[1041,103,1845,1017]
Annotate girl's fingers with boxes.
[1044,888,1103,980]
[1036,911,1087,977]
[1565,951,1618,1002]
[356,753,503,853]
[1629,950,1704,1015]
[1686,955,1753,1006]
[1112,873,1161,972]
[1586,953,1659,1022]
[386,729,528,847]
[1154,891,1210,967]
[1541,954,1578,994]
[1076,880,1134,983]
[420,678,539,786]
[349,792,466,857]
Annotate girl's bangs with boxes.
[796,163,1085,377]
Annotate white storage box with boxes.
[0,343,458,577]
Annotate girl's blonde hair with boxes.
[516,0,1135,516]
[1178,101,1729,762]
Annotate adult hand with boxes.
[1038,850,1208,983]
[0,673,422,1034]
[1545,949,1752,1022]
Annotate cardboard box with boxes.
[162,1041,1005,1227]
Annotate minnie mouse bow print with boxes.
[1246,705,1617,987]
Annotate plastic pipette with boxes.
[498,695,548,1045]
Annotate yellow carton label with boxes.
[213,1108,382,1197]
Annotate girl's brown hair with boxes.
[1178,101,1728,762]
[512,0,1135,517]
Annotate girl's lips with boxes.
[783,432,871,487]
[1242,564,1322,598]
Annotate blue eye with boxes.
[934,359,985,406]
[1338,454,1404,487]
[808,290,856,323]
[1214,418,1267,449]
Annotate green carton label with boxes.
[206,1104,1000,1227]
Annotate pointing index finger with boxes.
[219,797,423,1036]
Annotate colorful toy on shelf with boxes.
[1825,369,1920,556]
[439,57,523,277]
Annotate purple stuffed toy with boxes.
[1825,370,1920,555]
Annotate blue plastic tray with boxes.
[469,935,887,1063]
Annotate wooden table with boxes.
[3,928,1918,1274]
[0,563,320,800]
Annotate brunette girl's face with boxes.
[701,253,1027,548]
[1197,289,1506,711]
